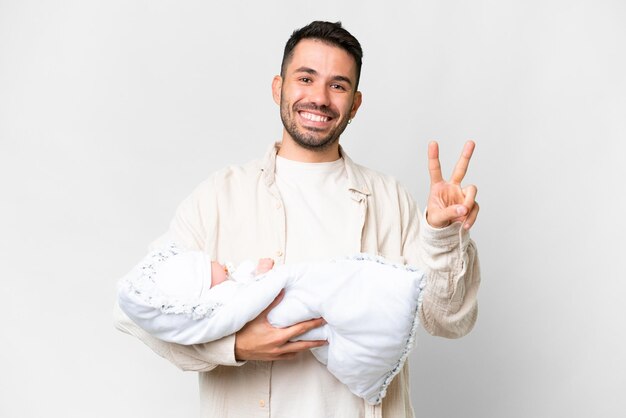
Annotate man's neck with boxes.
[277,135,341,163]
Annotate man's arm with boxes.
[415,216,481,338]
[113,177,246,370]
[115,285,327,367]
[114,301,242,371]
[401,141,481,338]
[234,291,328,361]
[114,175,325,369]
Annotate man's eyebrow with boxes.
[331,75,353,87]
[294,66,318,75]
[293,67,354,87]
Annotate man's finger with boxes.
[462,185,477,211]
[281,339,328,355]
[463,202,480,230]
[450,140,475,184]
[284,317,326,341]
[428,141,444,185]
[427,205,468,228]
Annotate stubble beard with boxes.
[280,100,350,152]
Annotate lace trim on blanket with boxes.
[120,243,223,320]
[344,253,427,405]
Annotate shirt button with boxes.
[276,250,283,257]
[259,400,266,407]
[275,202,281,209]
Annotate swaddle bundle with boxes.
[118,244,426,404]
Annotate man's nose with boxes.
[308,83,330,107]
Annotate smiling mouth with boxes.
[299,111,332,123]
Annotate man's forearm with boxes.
[113,301,244,371]
[415,212,481,338]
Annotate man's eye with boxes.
[300,77,312,83]
[331,84,346,91]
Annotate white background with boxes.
[1,1,625,417]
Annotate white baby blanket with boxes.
[118,244,426,405]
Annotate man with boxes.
[114,21,480,418]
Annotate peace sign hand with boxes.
[426,140,479,230]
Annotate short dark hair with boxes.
[281,21,363,89]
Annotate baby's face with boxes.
[210,261,229,288]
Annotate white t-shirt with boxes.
[273,155,366,412]
[275,156,361,263]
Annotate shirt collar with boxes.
[261,142,371,197]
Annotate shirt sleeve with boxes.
[399,186,481,339]
[113,175,246,370]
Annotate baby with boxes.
[209,257,275,287]
[118,243,426,405]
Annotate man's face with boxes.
[273,39,362,152]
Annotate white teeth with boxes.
[301,112,329,122]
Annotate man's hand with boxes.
[426,140,479,230]
[234,291,327,361]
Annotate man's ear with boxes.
[350,91,363,119]
[272,76,282,105]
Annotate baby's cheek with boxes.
[210,262,228,287]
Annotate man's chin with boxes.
[292,135,338,151]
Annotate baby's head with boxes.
[209,258,274,288]
[210,261,230,288]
